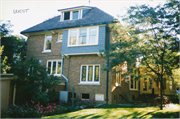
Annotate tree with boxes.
[1,21,27,73]
[0,46,11,73]
[13,57,60,104]
[104,0,179,110]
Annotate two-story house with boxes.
[21,6,177,104]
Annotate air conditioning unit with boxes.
[59,91,76,103]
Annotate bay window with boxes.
[80,65,100,84]
[68,26,98,46]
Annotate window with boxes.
[115,69,121,86]
[64,12,70,20]
[82,94,89,99]
[129,75,138,90]
[80,65,100,84]
[68,27,98,46]
[57,33,63,42]
[169,78,173,90]
[149,78,152,90]
[95,94,104,101]
[143,78,147,91]
[47,60,61,76]
[69,29,77,45]
[73,11,79,20]
[44,35,52,51]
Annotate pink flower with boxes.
[54,103,56,105]
[41,105,43,107]
[53,109,54,111]
[54,106,56,108]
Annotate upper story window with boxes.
[68,26,99,47]
[79,65,100,84]
[47,60,61,76]
[129,76,138,90]
[60,10,82,21]
[57,33,63,43]
[64,12,70,20]
[73,11,79,20]
[42,35,52,53]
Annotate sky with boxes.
[0,0,166,39]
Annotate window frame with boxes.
[95,94,104,101]
[57,32,63,43]
[79,64,100,85]
[115,69,121,86]
[46,60,62,76]
[129,75,138,90]
[43,35,52,53]
[68,26,99,47]
[60,9,82,21]
[81,93,90,100]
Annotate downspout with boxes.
[105,23,110,104]
[61,55,68,91]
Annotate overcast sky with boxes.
[1,0,166,38]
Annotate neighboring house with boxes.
[21,5,176,104]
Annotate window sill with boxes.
[48,74,62,77]
[42,50,52,53]
[68,44,98,47]
[56,41,62,43]
[78,83,100,85]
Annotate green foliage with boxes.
[104,0,179,110]
[0,46,11,73]
[1,21,27,73]
[13,57,60,105]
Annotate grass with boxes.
[42,104,180,118]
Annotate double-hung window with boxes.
[43,35,52,52]
[57,33,63,42]
[68,26,98,47]
[47,60,61,76]
[129,75,138,90]
[80,65,100,84]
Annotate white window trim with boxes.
[115,69,121,87]
[60,9,82,21]
[43,34,52,53]
[79,64,100,85]
[129,75,138,91]
[46,60,62,77]
[56,33,63,43]
[68,26,99,47]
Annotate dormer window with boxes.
[60,9,82,21]
[64,12,70,20]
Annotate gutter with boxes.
[61,55,69,91]
[105,23,110,104]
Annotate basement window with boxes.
[82,94,89,99]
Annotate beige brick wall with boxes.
[63,55,113,104]
[27,33,62,66]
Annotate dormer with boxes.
[58,6,92,21]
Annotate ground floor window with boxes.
[47,60,61,76]
[80,65,100,84]
[149,78,152,90]
[143,78,147,91]
[82,93,89,99]
[129,76,138,90]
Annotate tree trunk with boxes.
[160,76,163,110]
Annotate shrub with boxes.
[75,99,97,108]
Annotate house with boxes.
[21,5,177,104]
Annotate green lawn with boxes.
[42,105,180,118]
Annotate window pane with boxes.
[64,12,70,20]
[88,66,93,81]
[81,66,86,81]
[58,33,63,41]
[94,66,99,81]
[48,62,51,74]
[45,35,52,50]
[143,78,147,91]
[82,94,89,99]
[57,61,61,74]
[89,27,97,44]
[79,29,87,44]
[131,76,133,89]
[73,11,79,20]
[149,78,152,90]
[52,61,56,74]
[69,30,77,45]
